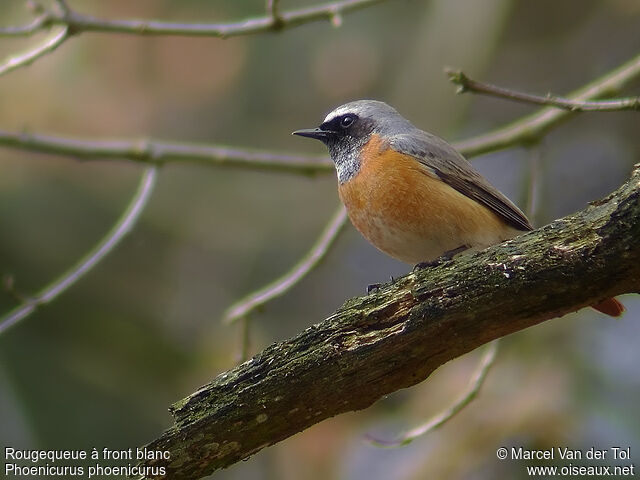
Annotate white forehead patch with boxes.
[323,106,356,123]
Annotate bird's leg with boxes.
[413,244,470,271]
[367,283,382,294]
[366,276,396,294]
[441,244,471,260]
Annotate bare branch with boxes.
[53,0,71,16]
[0,0,388,38]
[0,0,387,82]
[0,14,50,36]
[0,130,333,176]
[60,0,386,37]
[366,340,499,447]
[223,206,348,324]
[236,316,252,363]
[452,53,640,158]
[1,54,638,172]
[0,27,69,77]
[523,146,543,221]
[0,166,158,335]
[447,69,640,112]
[2,274,26,303]
[138,166,640,479]
[266,0,284,28]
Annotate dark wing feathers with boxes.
[434,163,533,231]
[390,132,533,232]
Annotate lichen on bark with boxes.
[137,165,640,480]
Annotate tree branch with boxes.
[53,0,72,17]
[452,53,640,157]
[0,0,388,38]
[446,68,640,111]
[0,166,157,335]
[137,166,640,480]
[0,130,332,176]
[266,0,284,29]
[366,340,499,447]
[0,13,50,36]
[0,26,69,77]
[1,54,638,172]
[222,205,348,324]
[0,0,387,82]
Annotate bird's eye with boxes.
[340,115,355,128]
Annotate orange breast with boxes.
[338,134,518,264]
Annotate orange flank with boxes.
[338,134,520,264]
[297,100,624,317]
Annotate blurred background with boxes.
[0,0,639,479]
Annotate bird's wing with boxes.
[390,132,533,232]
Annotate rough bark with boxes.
[138,165,640,480]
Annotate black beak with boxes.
[292,127,333,141]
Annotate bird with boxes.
[293,99,624,317]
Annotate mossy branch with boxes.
[138,166,640,480]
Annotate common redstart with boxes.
[293,100,623,317]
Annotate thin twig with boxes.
[0,0,386,82]
[267,0,284,28]
[366,340,499,447]
[0,130,333,176]
[0,0,388,38]
[222,206,348,324]
[0,14,50,36]
[2,275,26,303]
[54,0,71,15]
[0,27,69,77]
[237,316,252,363]
[1,54,639,171]
[447,69,640,112]
[0,166,158,335]
[524,146,542,221]
[452,53,640,158]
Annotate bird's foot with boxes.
[413,245,470,271]
[413,260,439,271]
[366,276,397,294]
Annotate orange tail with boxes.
[591,297,625,317]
